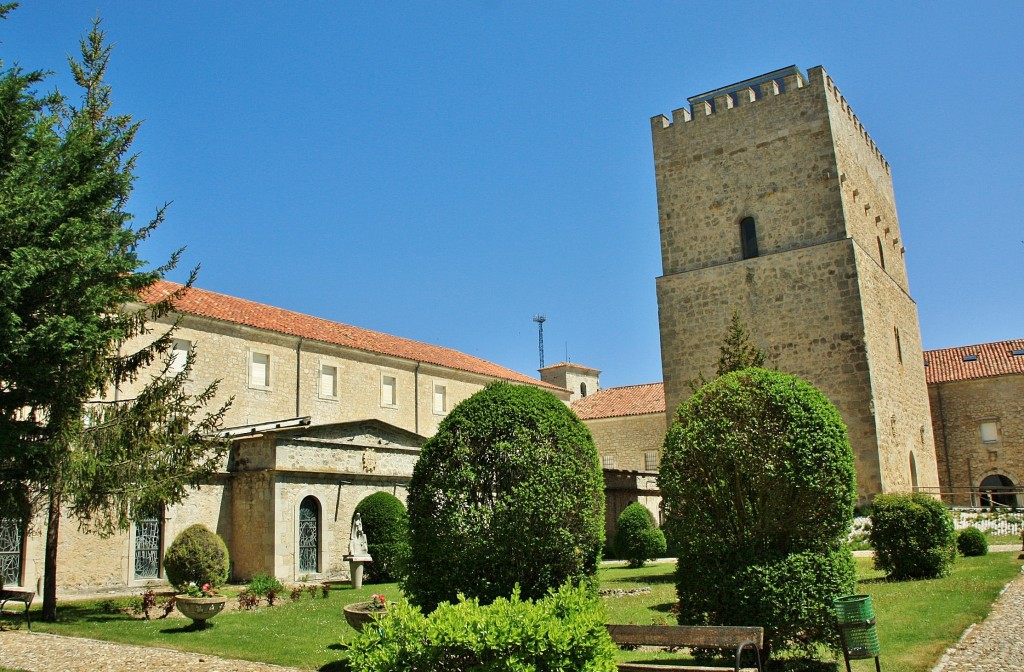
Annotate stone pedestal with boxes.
[344,554,372,590]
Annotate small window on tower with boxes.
[580,382,587,398]
[877,237,886,270]
[740,217,759,259]
[980,421,999,444]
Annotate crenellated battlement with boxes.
[819,68,891,175]
[651,64,890,175]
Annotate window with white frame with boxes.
[980,421,999,444]
[320,364,338,398]
[168,338,190,374]
[250,351,270,387]
[133,509,162,579]
[381,374,397,407]
[644,451,660,471]
[433,384,447,414]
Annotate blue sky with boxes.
[6,2,1023,389]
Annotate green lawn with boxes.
[5,551,1021,671]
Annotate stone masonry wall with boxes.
[584,414,665,472]
[656,240,882,500]
[931,375,1024,506]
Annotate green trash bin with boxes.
[834,594,881,664]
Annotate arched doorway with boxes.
[979,474,1018,509]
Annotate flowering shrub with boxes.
[369,593,387,611]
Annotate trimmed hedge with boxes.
[870,493,956,579]
[957,526,988,557]
[613,503,666,568]
[354,492,410,583]
[346,583,617,672]
[660,368,857,658]
[163,524,229,590]
[403,382,605,612]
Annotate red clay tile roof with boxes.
[570,382,665,420]
[141,281,565,392]
[539,362,602,374]
[924,339,1024,384]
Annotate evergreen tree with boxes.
[0,14,229,620]
[688,311,767,392]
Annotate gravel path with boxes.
[0,631,306,672]
[933,561,1024,672]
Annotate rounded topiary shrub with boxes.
[354,492,410,583]
[403,382,605,612]
[163,524,230,590]
[613,503,666,568]
[660,368,857,658]
[869,493,956,579]
[957,526,988,557]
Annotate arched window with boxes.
[979,474,1018,509]
[134,509,163,579]
[580,382,588,397]
[740,217,759,259]
[299,496,320,573]
[0,518,23,586]
[909,452,919,492]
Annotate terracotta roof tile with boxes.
[924,338,1024,384]
[570,382,665,420]
[141,281,564,392]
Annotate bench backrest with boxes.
[606,624,764,649]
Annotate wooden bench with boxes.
[606,624,763,672]
[0,589,34,629]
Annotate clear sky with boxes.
[6,2,1023,389]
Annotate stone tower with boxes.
[652,65,938,501]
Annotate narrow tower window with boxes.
[894,327,903,364]
[580,382,588,398]
[877,237,886,270]
[740,217,759,259]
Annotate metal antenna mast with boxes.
[533,315,547,369]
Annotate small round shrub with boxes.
[354,492,410,583]
[163,524,229,590]
[660,368,857,658]
[869,493,956,579]
[404,382,605,612]
[613,503,666,568]
[957,527,989,557]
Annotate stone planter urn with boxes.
[175,595,228,624]
[343,601,386,632]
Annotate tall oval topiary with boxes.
[870,493,956,578]
[163,524,230,590]
[613,503,666,568]
[354,492,410,583]
[403,381,605,612]
[659,368,857,658]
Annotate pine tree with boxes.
[0,13,229,620]
[688,311,768,392]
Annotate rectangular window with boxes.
[894,327,903,364]
[433,384,447,414]
[980,421,999,444]
[320,365,337,398]
[381,375,397,407]
[601,455,615,469]
[644,451,660,471]
[168,338,190,374]
[133,513,162,580]
[250,352,270,387]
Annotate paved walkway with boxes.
[2,550,1022,672]
[933,554,1024,672]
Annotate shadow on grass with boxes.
[319,660,351,672]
